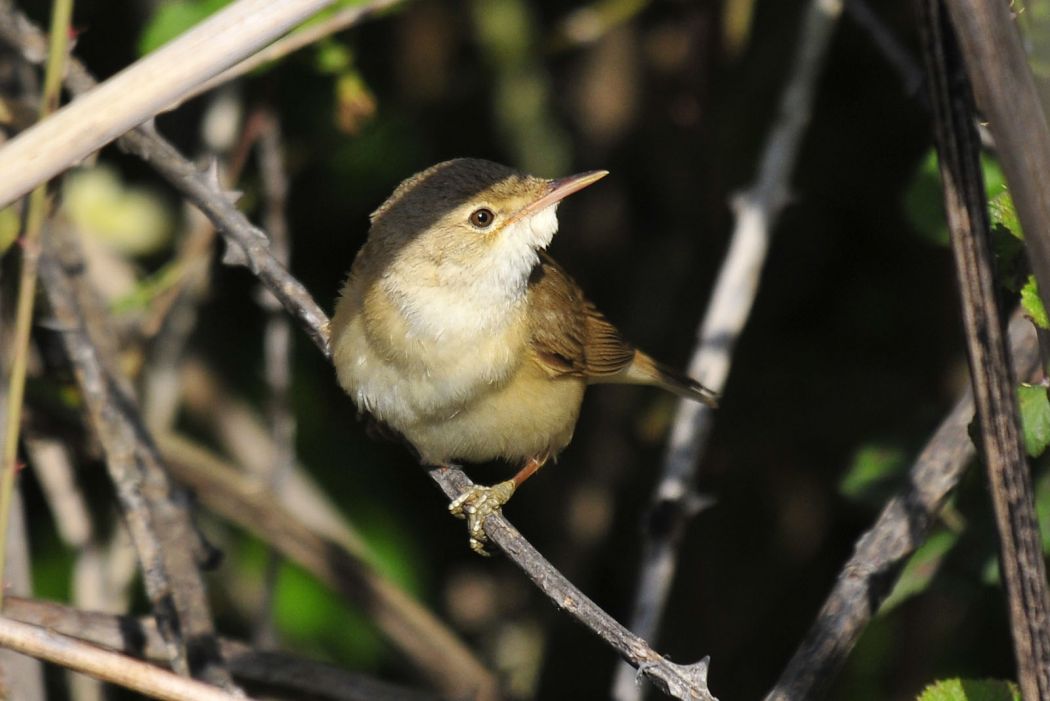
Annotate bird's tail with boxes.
[622,351,719,407]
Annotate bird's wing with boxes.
[526,252,635,379]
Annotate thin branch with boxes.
[37,232,237,690]
[173,0,406,110]
[0,615,248,701]
[0,0,341,207]
[919,2,1050,697]
[614,1,843,697]
[1,7,717,697]
[3,597,441,701]
[0,0,72,606]
[157,432,501,701]
[764,313,1041,700]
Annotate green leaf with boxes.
[839,443,907,504]
[879,529,959,614]
[1021,275,1049,329]
[917,678,1019,701]
[1018,383,1050,457]
[989,191,1020,239]
[906,151,1010,247]
[139,0,232,55]
[314,39,353,74]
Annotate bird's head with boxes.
[365,158,607,295]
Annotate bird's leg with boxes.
[449,455,548,556]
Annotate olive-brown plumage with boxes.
[331,158,715,553]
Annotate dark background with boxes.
[10,0,1031,699]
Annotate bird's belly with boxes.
[405,361,586,465]
[333,312,524,428]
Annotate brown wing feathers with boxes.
[526,254,717,407]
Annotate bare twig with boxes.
[0,614,249,701]
[157,432,501,701]
[0,0,341,207]
[1,6,717,697]
[3,597,441,701]
[764,313,1041,700]
[174,0,406,109]
[919,3,1050,698]
[614,1,843,697]
[38,234,237,690]
[0,0,72,606]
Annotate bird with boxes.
[331,158,716,554]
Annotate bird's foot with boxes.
[448,479,517,556]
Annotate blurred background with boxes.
[4,0,1043,699]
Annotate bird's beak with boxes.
[509,169,609,224]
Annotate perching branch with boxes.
[764,313,1041,701]
[3,597,441,701]
[614,1,843,697]
[432,467,716,701]
[919,2,1050,698]
[0,5,717,698]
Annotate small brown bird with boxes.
[331,159,716,554]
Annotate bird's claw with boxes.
[448,479,517,556]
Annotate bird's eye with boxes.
[469,207,495,228]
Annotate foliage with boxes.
[917,679,1020,701]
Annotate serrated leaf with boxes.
[1021,276,1049,329]
[917,678,1019,701]
[1018,383,1050,457]
[989,191,1020,239]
